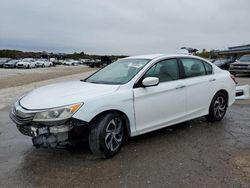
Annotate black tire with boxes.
[42,64,45,68]
[26,65,30,69]
[88,112,124,158]
[206,92,228,122]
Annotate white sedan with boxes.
[10,54,236,158]
[16,58,36,69]
[35,59,53,67]
[63,59,80,65]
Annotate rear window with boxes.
[181,58,206,78]
[180,58,213,77]
[204,62,213,75]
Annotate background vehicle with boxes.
[49,58,58,65]
[213,58,233,70]
[87,56,112,68]
[10,54,236,158]
[88,59,102,67]
[16,58,36,69]
[35,59,53,67]
[229,54,250,75]
[63,59,80,65]
[3,59,19,68]
[0,58,11,67]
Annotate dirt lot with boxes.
[0,70,250,188]
[0,65,95,89]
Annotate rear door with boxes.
[179,58,216,117]
[133,58,187,134]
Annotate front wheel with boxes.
[88,113,124,158]
[206,92,227,122]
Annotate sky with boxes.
[0,0,250,55]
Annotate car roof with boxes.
[124,53,197,60]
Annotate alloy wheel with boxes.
[105,118,123,152]
[213,96,226,118]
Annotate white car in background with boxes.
[35,59,53,67]
[16,58,36,69]
[63,59,80,66]
[10,54,236,158]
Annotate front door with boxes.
[133,58,187,134]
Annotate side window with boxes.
[181,58,206,78]
[203,62,213,75]
[143,59,179,83]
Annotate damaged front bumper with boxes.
[9,105,88,148]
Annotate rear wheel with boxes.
[206,92,227,122]
[88,112,124,158]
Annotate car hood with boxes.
[5,62,17,65]
[20,81,120,110]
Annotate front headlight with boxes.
[33,103,82,122]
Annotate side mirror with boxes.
[142,77,159,87]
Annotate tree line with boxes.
[0,49,127,61]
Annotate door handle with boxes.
[176,85,186,89]
[209,78,216,82]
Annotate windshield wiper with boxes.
[83,80,122,85]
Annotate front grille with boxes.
[233,64,249,67]
[233,67,250,70]
[13,106,33,118]
[10,104,35,125]
[10,111,33,125]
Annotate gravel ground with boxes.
[0,65,95,89]
[0,68,96,110]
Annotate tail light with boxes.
[230,74,237,84]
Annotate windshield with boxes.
[8,60,18,63]
[85,58,150,85]
[239,55,250,62]
[22,59,34,62]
